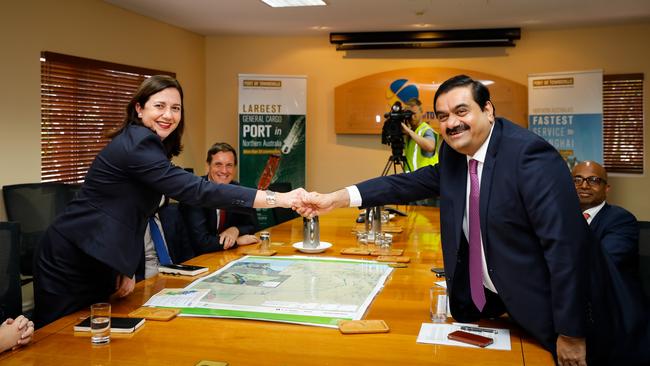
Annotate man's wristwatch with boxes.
[265,190,277,206]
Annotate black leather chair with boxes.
[639,220,650,301]
[2,183,80,277]
[0,222,22,320]
[268,182,299,225]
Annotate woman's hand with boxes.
[114,274,135,298]
[277,188,307,209]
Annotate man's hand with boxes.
[401,122,415,138]
[113,274,135,298]
[296,189,350,218]
[556,334,586,366]
[219,227,239,249]
[236,234,260,246]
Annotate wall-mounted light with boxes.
[330,28,521,50]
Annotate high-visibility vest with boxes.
[404,122,440,172]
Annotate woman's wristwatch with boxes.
[265,190,276,206]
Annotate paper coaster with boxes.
[245,249,277,256]
[128,307,179,321]
[376,256,410,263]
[369,248,404,256]
[338,320,390,334]
[340,247,371,255]
[388,263,408,268]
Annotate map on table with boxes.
[176,255,393,327]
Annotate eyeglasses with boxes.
[573,176,607,187]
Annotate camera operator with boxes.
[401,98,440,172]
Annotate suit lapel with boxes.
[445,145,467,252]
[479,119,503,248]
[590,203,610,233]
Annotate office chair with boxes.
[267,182,299,225]
[2,182,79,277]
[638,220,650,301]
[0,222,22,320]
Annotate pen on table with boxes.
[460,326,498,334]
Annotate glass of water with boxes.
[90,302,111,344]
[356,231,368,250]
[259,231,271,252]
[429,286,447,323]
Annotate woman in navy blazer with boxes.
[33,75,301,328]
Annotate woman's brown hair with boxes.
[107,75,184,158]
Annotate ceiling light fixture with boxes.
[260,0,326,7]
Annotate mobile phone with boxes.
[163,264,204,271]
[431,267,445,277]
[447,330,494,348]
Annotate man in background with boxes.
[181,142,259,255]
[402,97,440,172]
[138,198,194,281]
[572,160,649,364]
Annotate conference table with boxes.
[1,207,554,365]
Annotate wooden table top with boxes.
[1,207,554,366]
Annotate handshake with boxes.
[268,188,351,218]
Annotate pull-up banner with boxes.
[238,74,306,228]
[528,70,603,169]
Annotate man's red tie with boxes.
[583,212,590,220]
[218,209,227,233]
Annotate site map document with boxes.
[160,255,394,327]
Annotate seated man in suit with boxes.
[138,199,195,281]
[181,142,259,255]
[572,160,649,364]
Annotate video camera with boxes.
[382,101,413,158]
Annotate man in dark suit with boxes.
[136,201,195,281]
[181,142,259,255]
[300,75,596,365]
[572,161,650,364]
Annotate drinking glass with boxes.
[356,231,368,250]
[429,286,447,323]
[259,231,271,252]
[90,303,111,344]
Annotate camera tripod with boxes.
[381,153,411,176]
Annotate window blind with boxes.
[40,51,174,183]
[603,73,644,174]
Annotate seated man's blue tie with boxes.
[149,217,172,265]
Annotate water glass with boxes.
[259,231,271,252]
[380,210,390,224]
[378,233,392,255]
[356,231,368,250]
[429,286,447,323]
[90,302,111,344]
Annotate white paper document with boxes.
[143,288,210,308]
[416,323,511,351]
